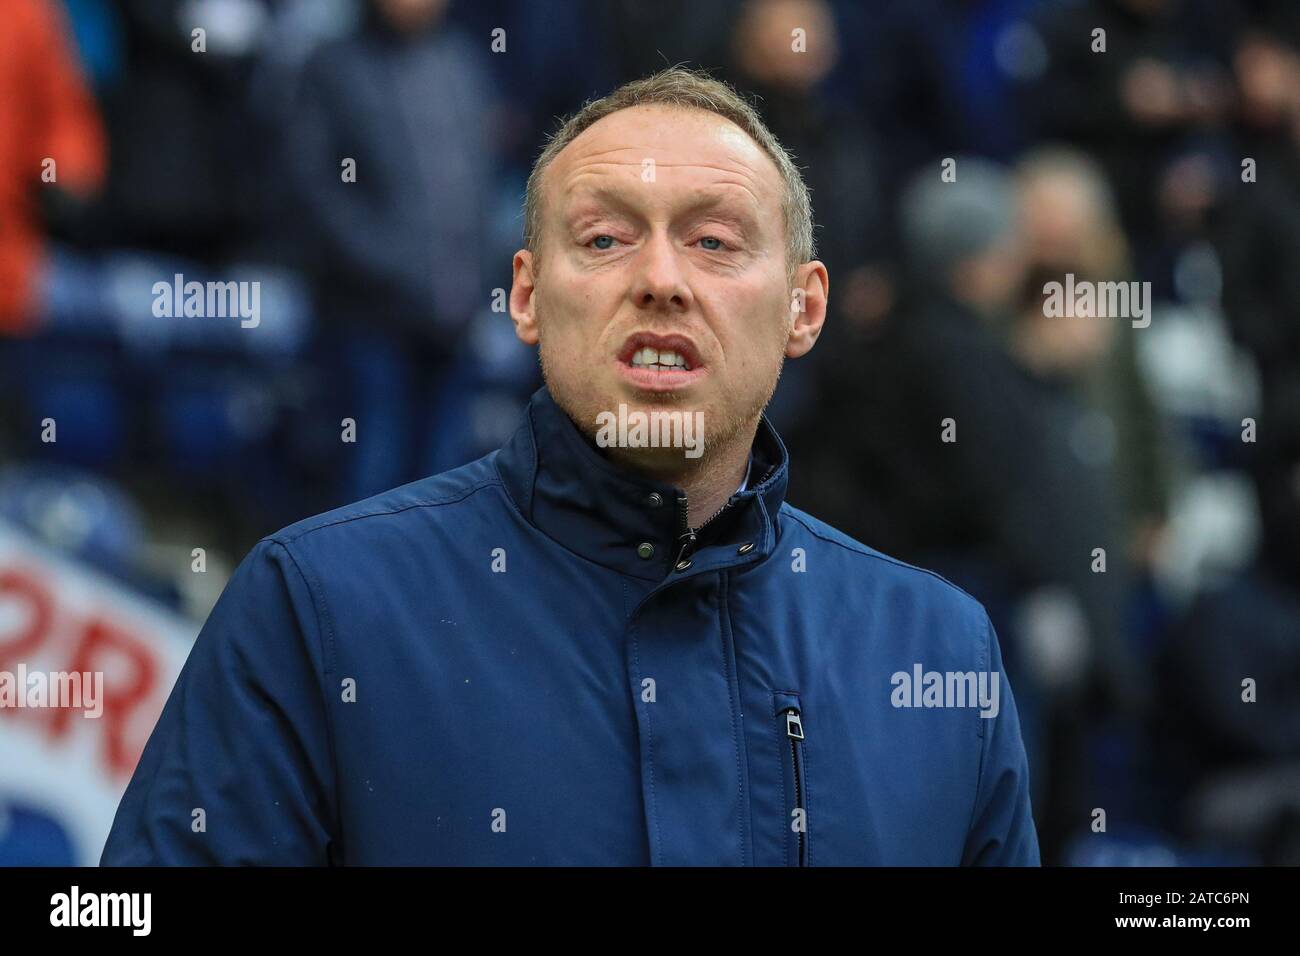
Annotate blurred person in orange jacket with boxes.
[0,0,106,335]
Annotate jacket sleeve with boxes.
[961,614,1041,866]
[100,539,338,865]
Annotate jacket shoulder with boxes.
[266,452,505,550]
[778,503,988,620]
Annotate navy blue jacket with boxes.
[102,387,1040,865]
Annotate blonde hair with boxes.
[523,65,815,275]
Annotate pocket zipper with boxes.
[783,705,807,866]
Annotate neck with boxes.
[606,420,756,529]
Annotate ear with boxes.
[510,249,540,346]
[785,260,829,358]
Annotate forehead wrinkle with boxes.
[562,166,767,218]
[565,156,767,179]
[557,126,775,191]
[541,107,785,244]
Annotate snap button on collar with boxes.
[637,542,655,559]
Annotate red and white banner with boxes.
[0,523,195,865]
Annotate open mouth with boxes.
[629,346,693,371]
[617,333,704,373]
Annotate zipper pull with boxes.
[785,709,804,740]
[674,493,697,566]
[674,531,697,566]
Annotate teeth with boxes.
[630,346,692,371]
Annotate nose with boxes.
[632,232,692,313]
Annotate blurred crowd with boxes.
[1,0,1298,865]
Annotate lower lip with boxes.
[614,359,707,392]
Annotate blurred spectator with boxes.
[789,158,1031,571]
[89,0,270,261]
[727,0,892,428]
[0,0,106,334]
[277,0,497,498]
[1232,16,1300,191]
[1025,0,1233,254]
[1013,147,1170,570]
[1212,18,1300,401]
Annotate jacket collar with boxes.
[495,386,790,582]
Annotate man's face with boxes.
[510,104,827,473]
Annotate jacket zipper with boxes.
[783,705,808,866]
[672,461,775,568]
[673,493,729,567]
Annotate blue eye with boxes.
[591,235,616,250]
[699,236,725,251]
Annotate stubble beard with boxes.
[537,319,785,483]
[538,335,780,486]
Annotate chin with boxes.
[622,387,695,406]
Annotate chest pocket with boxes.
[773,690,809,866]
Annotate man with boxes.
[102,67,1039,865]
